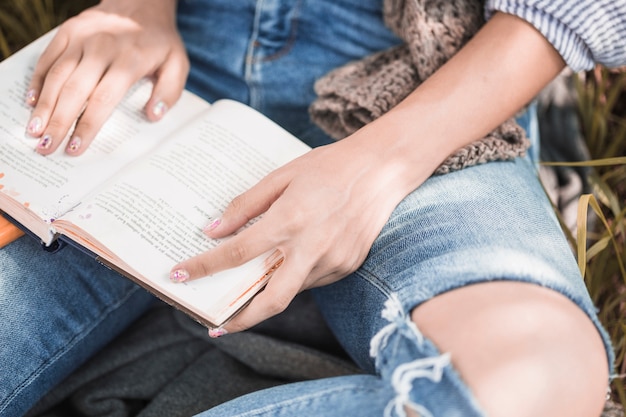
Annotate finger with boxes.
[219,255,310,334]
[205,172,288,238]
[144,47,189,122]
[26,31,70,107]
[171,220,279,282]
[26,46,81,140]
[37,50,116,155]
[64,64,138,155]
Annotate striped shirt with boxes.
[486,0,626,71]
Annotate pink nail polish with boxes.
[27,116,43,136]
[152,101,168,119]
[208,327,228,338]
[37,134,52,150]
[170,268,190,283]
[25,89,37,106]
[67,136,82,153]
[203,218,221,234]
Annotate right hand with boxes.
[25,0,189,156]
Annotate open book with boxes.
[0,31,311,327]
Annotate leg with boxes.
[178,1,611,415]
[310,155,612,416]
[412,281,608,416]
[194,374,394,417]
[0,237,155,417]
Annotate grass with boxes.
[1,0,625,411]
[574,67,626,406]
[0,0,96,57]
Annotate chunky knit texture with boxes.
[310,0,529,175]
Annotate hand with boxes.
[169,129,429,335]
[170,12,567,336]
[25,0,188,156]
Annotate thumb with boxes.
[215,257,305,335]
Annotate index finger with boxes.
[170,219,279,282]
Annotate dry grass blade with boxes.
[542,156,626,167]
[577,194,626,282]
[0,26,10,58]
[575,65,626,410]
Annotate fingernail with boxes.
[66,136,82,154]
[37,134,52,150]
[152,100,168,120]
[170,268,189,283]
[203,218,221,234]
[26,116,43,136]
[208,327,228,338]
[25,89,38,106]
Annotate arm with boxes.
[26,0,188,156]
[486,0,626,71]
[171,12,568,333]
[356,11,566,192]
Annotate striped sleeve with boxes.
[485,0,626,71]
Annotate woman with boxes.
[3,0,625,415]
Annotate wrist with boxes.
[346,109,452,197]
[98,0,178,23]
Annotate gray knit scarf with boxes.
[309,0,529,175]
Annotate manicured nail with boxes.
[26,116,43,136]
[208,327,228,338]
[25,89,37,106]
[203,218,221,234]
[37,134,52,150]
[170,268,189,283]
[66,136,82,154]
[152,100,168,119]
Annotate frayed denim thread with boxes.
[370,296,455,417]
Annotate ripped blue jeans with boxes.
[197,296,484,417]
[0,0,612,416]
[196,153,612,417]
[179,0,612,415]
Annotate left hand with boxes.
[26,0,187,156]
[169,126,430,335]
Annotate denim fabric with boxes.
[0,0,613,416]
[177,0,401,147]
[310,157,612,417]
[0,237,155,417]
[195,148,610,417]
[177,1,612,416]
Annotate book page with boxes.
[58,100,311,325]
[0,31,209,243]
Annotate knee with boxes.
[412,281,609,417]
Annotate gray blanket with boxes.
[26,293,360,417]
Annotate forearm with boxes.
[350,12,566,194]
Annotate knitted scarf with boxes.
[309,0,529,175]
